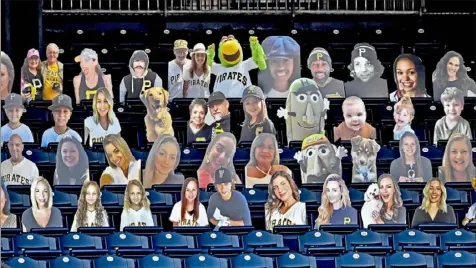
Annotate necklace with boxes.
[255,165,271,176]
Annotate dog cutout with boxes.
[350,136,380,183]
[361,183,383,228]
[140,87,174,142]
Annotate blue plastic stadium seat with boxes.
[440,229,476,253]
[276,252,317,268]
[59,233,107,258]
[146,189,174,206]
[197,231,242,257]
[445,187,469,204]
[242,230,289,257]
[348,188,365,207]
[400,189,420,206]
[93,254,135,268]
[230,253,274,268]
[393,229,439,254]
[53,190,78,207]
[138,253,182,268]
[180,147,205,163]
[23,148,50,164]
[185,253,228,268]
[345,230,392,255]
[437,250,476,268]
[49,255,92,268]
[152,232,201,258]
[298,188,318,204]
[5,257,48,268]
[8,190,31,207]
[101,190,124,206]
[241,188,269,206]
[385,251,435,268]
[335,251,383,268]
[298,230,345,256]
[106,232,154,257]
[14,233,62,259]
[1,237,14,260]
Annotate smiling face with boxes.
[269,57,293,83]
[154,142,178,176]
[326,181,342,204]
[343,103,366,131]
[8,135,23,162]
[61,141,79,168]
[379,177,395,204]
[396,58,418,93]
[46,45,59,63]
[208,137,234,169]
[217,182,232,197]
[244,96,262,118]
[209,101,228,120]
[193,53,206,65]
[255,137,276,167]
[272,175,293,203]
[105,143,125,168]
[35,181,49,208]
[394,108,412,128]
[1,64,9,94]
[401,135,417,159]
[353,56,375,82]
[185,180,198,203]
[85,184,99,207]
[128,185,142,206]
[52,108,72,127]
[6,107,24,124]
[449,139,470,172]
[28,56,40,70]
[0,187,6,213]
[428,180,442,204]
[174,48,188,65]
[311,60,330,84]
[446,56,460,78]
[133,60,146,77]
[443,99,463,120]
[190,104,205,126]
[95,92,110,118]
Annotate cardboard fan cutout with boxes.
[277,78,329,143]
[344,43,388,98]
[143,134,184,188]
[140,87,174,142]
[432,51,476,101]
[294,134,347,184]
[390,54,430,102]
[197,132,241,189]
[1,51,14,101]
[307,47,345,98]
[21,49,43,102]
[258,36,301,98]
[54,135,90,185]
[350,135,381,183]
[207,35,267,98]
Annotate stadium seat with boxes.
[59,233,108,258]
[100,190,124,206]
[173,226,214,236]
[152,232,201,258]
[368,224,409,234]
[1,237,14,260]
[146,189,174,206]
[440,229,476,253]
[8,190,31,208]
[30,227,69,238]
[4,257,48,268]
[53,190,79,207]
[105,232,154,257]
[335,252,383,268]
[230,253,274,268]
[197,231,242,257]
[122,226,164,236]
[219,226,256,236]
[417,223,459,234]
[77,227,116,237]
[184,253,229,268]
[93,254,135,268]
[276,252,317,268]
[138,254,182,268]
[318,224,360,235]
[436,250,476,268]
[241,188,268,206]
[298,230,345,256]
[393,229,439,254]
[345,230,392,255]
[242,230,289,257]
[49,255,92,268]
[23,148,51,164]
[385,251,435,268]
[13,233,62,259]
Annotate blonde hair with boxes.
[394,96,415,120]
[316,174,352,227]
[420,178,447,213]
[103,134,135,169]
[30,177,53,210]
[342,96,365,112]
[123,180,150,211]
[93,88,116,125]
[440,87,465,105]
[442,133,475,182]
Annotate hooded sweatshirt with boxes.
[120,50,162,102]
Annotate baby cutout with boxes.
[277,78,329,143]
[393,96,415,141]
[333,96,376,142]
[54,135,90,185]
[140,87,174,142]
[294,134,347,184]
[350,136,381,183]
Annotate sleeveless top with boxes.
[79,73,105,101]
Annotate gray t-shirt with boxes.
[207,190,252,225]
[21,207,63,232]
[382,206,407,224]
[330,206,358,225]
[411,205,456,228]
[163,173,185,185]
[390,157,433,182]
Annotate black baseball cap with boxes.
[215,167,233,184]
[241,85,264,102]
[207,91,226,105]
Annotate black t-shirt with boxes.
[210,115,231,140]
[187,123,212,145]
[344,77,388,98]
[239,118,276,143]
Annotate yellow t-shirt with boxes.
[43,63,61,100]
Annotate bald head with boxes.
[8,134,24,162]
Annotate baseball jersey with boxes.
[102,160,141,185]
[266,202,307,231]
[1,158,39,185]
[70,210,109,232]
[169,201,209,227]
[41,127,82,147]
[120,206,154,231]
[182,66,211,98]
[211,58,257,98]
[84,116,122,147]
[168,59,191,102]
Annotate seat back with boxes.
[5,257,48,268]
[243,230,284,249]
[185,253,228,268]
[230,253,274,268]
[276,252,317,268]
[14,233,57,254]
[60,233,104,252]
[393,229,437,251]
[298,230,344,255]
[197,231,240,248]
[385,251,434,268]
[335,252,383,268]
[49,255,92,268]
[106,232,149,252]
[153,232,195,249]
[138,254,182,268]
[437,251,476,268]
[440,229,476,251]
[93,254,135,268]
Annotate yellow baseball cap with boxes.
[302,134,328,150]
[174,39,188,50]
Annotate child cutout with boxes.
[389,54,430,102]
[143,134,184,188]
[186,98,212,145]
[84,87,121,147]
[245,133,291,188]
[315,174,357,228]
[393,96,415,141]
[41,94,82,147]
[462,177,476,226]
[1,93,34,143]
[438,133,475,183]
[0,51,14,100]
[182,43,211,98]
[100,134,141,188]
[54,136,90,185]
[265,171,306,231]
[20,49,43,102]
[120,180,154,231]
[433,87,473,146]
[239,85,276,143]
[333,96,376,142]
[169,177,209,227]
[70,181,109,232]
[168,39,191,102]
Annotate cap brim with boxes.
[174,46,188,50]
[74,56,81,63]
[48,104,73,111]
[3,104,24,110]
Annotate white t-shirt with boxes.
[168,59,191,102]
[1,158,39,185]
[102,160,141,185]
[70,210,109,232]
[169,201,209,226]
[211,58,257,98]
[182,66,211,98]
[120,206,154,231]
[84,116,122,147]
[266,88,289,98]
[41,127,82,147]
[265,201,307,231]
[1,124,34,143]
[466,203,476,220]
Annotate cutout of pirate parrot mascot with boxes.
[294,134,348,184]
[277,78,329,143]
[207,35,267,98]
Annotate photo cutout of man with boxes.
[308,47,345,98]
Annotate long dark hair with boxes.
[393,54,427,97]
[55,136,89,184]
[433,51,471,90]
[180,177,201,222]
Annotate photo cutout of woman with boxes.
[84,87,121,147]
[390,54,430,102]
[54,136,90,185]
[169,177,209,227]
[100,134,141,188]
[182,43,211,98]
[20,48,43,102]
[198,132,241,189]
[120,180,154,231]
[315,174,357,228]
[1,179,17,228]
[258,36,301,98]
[186,98,212,145]
[1,51,15,100]
[71,181,109,232]
[143,134,184,188]
[265,171,306,231]
[245,133,291,188]
[462,177,476,226]
[439,133,475,183]
[239,85,276,143]
[432,51,476,101]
